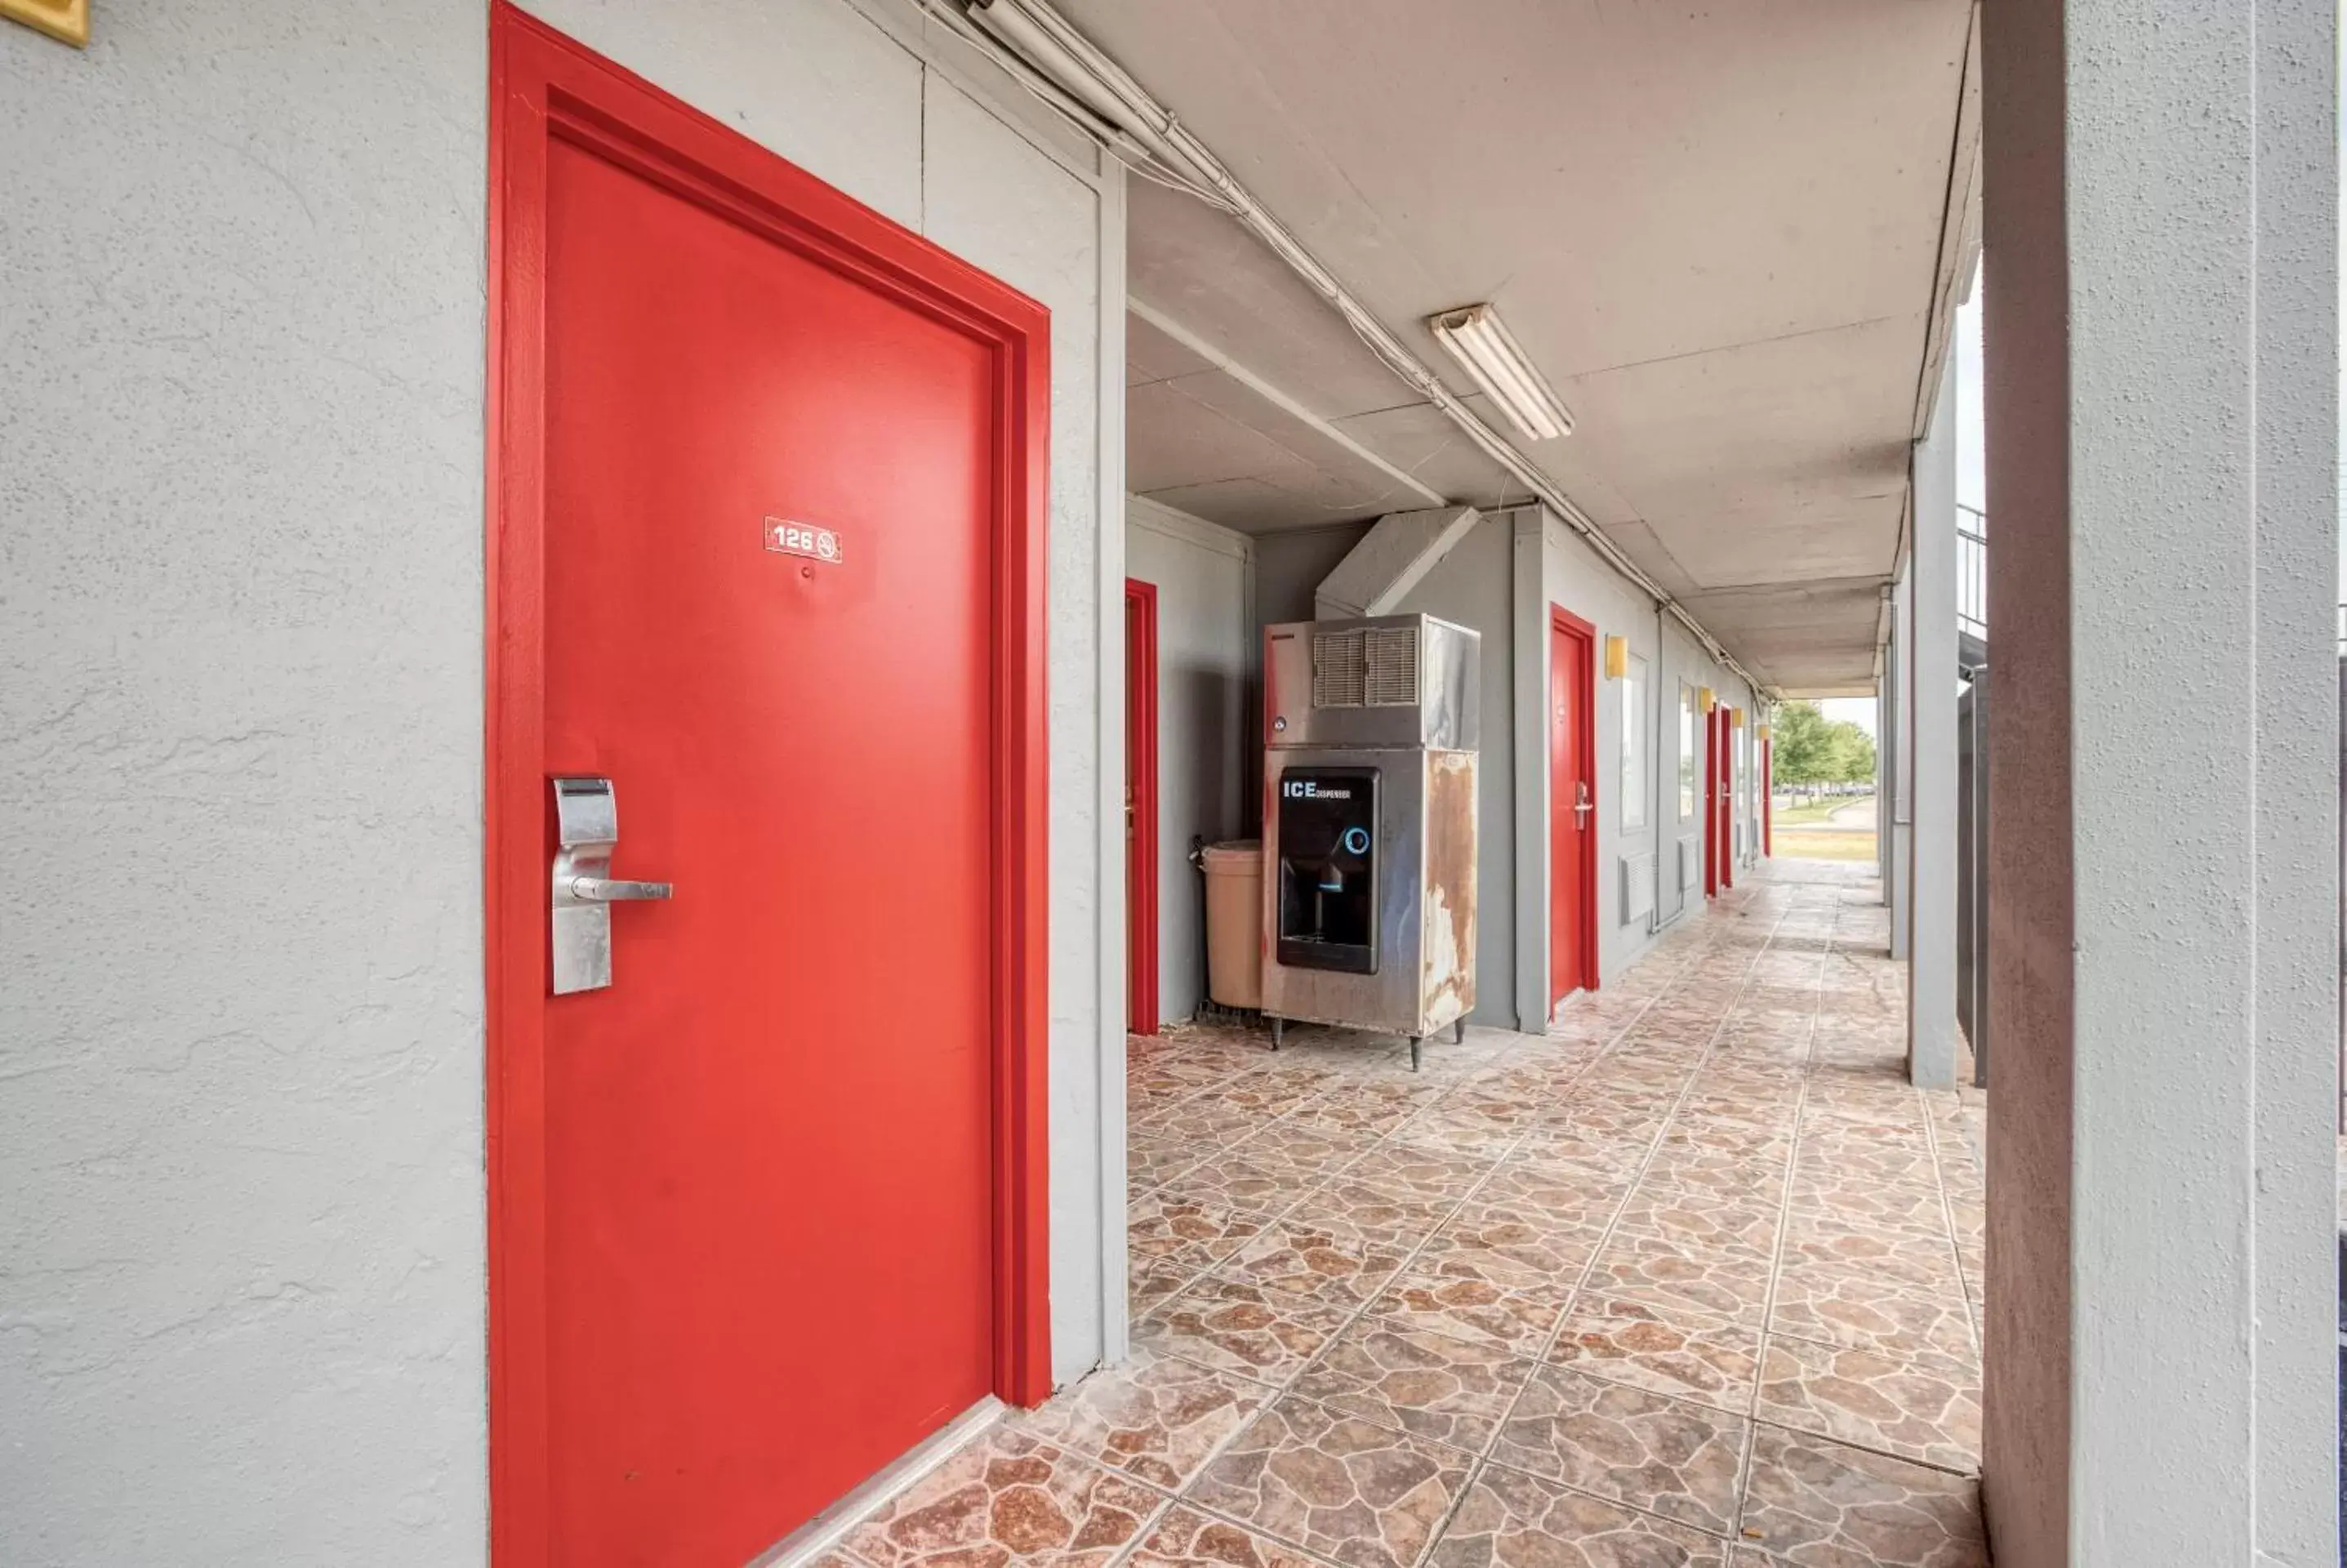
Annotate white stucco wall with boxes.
[1251,522,1375,637]
[0,1,1121,1559]
[1981,0,2336,1560]
[1537,510,1672,985]
[1125,497,1254,1024]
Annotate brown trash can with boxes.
[1201,840,1264,1010]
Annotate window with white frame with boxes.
[1677,681,1698,821]
[1621,653,1648,830]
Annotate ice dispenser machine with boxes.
[1261,613,1480,1070]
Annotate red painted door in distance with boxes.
[539,107,998,1567]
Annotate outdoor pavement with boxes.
[820,860,1986,1568]
[1824,797,1878,832]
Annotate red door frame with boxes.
[484,8,1053,1559]
[1548,608,1601,1002]
[1719,709,1735,889]
[1125,579,1159,1035]
[1703,704,1730,898]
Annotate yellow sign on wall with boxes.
[3,0,87,47]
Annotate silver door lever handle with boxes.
[568,876,674,902]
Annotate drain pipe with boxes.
[1649,599,1676,937]
[941,0,1776,702]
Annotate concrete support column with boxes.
[1886,563,1913,957]
[1980,2,2336,1563]
[1907,357,1958,1089]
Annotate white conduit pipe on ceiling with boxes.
[937,0,1776,700]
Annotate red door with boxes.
[1703,705,1721,898]
[488,13,1050,1566]
[1719,710,1736,889]
[1126,579,1159,1034]
[1548,610,1597,1008]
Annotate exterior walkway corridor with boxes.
[826,860,1988,1568]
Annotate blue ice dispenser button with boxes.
[1341,826,1371,857]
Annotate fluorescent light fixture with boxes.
[1425,303,1574,442]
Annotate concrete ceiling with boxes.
[1074,0,1976,691]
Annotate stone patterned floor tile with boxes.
[1584,1234,1775,1328]
[1637,1146,1790,1202]
[1774,1231,1959,1294]
[1288,1320,1539,1453]
[1489,1364,1748,1537]
[1136,1275,1354,1384]
[842,1428,1168,1568]
[1394,1107,1533,1157]
[1426,1459,1736,1568]
[1010,1349,1271,1492]
[1156,1155,1326,1220]
[1765,1266,1977,1365]
[1367,1270,1574,1357]
[1291,1095,1444,1138]
[1133,1134,1211,1194]
[1509,1123,1654,1177]
[1218,1217,1418,1307]
[1752,1336,1980,1472]
[1241,1121,1386,1178]
[1285,1175,1464,1241]
[1089,862,1981,1566]
[1788,1143,1939,1191]
[1192,1074,1334,1119]
[1649,1122,1793,1163]
[1547,1298,1764,1414]
[1415,1200,1607,1290]
[1130,1194,1278,1263]
[1738,1424,1987,1567]
[1782,1187,1950,1246]
[1127,1505,1338,1568]
[1188,1396,1476,1568]
[1146,1101,1285,1149]
[1471,1161,1635,1232]
[1133,1250,1212,1320]
[1342,1143,1506,1200]
[1440,1086,1557,1129]
[1610,1186,1781,1263]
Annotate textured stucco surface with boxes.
[1126,501,1254,1026]
[1982,0,2337,1561]
[1905,356,1957,1090]
[2,0,1117,1557]
[1,4,491,1561]
[1539,510,1687,981]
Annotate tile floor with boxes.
[839,860,1989,1568]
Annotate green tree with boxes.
[1833,727,1878,782]
[1767,701,1876,795]
[1770,701,1835,786]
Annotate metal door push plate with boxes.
[550,776,673,996]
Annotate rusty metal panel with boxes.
[1420,751,1478,1033]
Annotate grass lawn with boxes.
[1772,828,1878,862]
[1771,792,1873,826]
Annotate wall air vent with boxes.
[1363,626,1420,706]
[1312,630,1366,709]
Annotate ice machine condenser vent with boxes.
[1362,626,1419,707]
[1312,625,1421,710]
